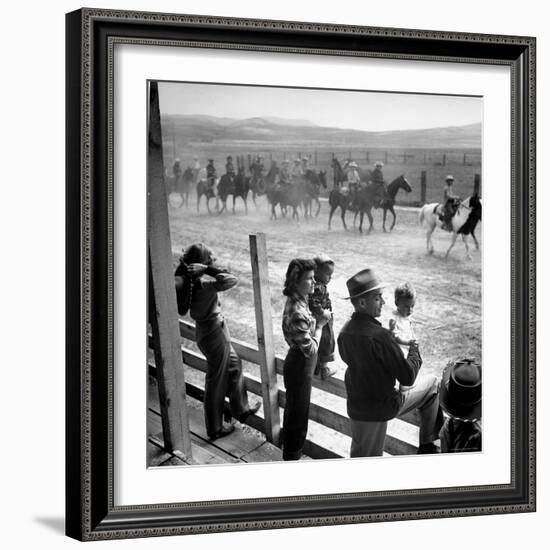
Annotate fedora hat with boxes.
[345,269,385,300]
[439,359,481,421]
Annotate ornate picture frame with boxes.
[66,8,536,541]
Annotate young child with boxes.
[309,254,336,380]
[388,282,417,392]
[438,358,482,453]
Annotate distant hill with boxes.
[161,114,481,149]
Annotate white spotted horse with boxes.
[419,194,482,260]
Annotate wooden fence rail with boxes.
[149,315,422,458]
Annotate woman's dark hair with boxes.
[174,243,216,315]
[181,242,215,266]
[283,258,316,297]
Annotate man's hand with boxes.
[389,318,396,332]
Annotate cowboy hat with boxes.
[439,359,481,421]
[445,175,455,181]
[374,161,384,168]
[348,161,358,168]
[344,269,386,300]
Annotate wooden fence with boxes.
[148,233,423,461]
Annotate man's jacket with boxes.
[338,311,421,421]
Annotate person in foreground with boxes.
[281,258,330,460]
[337,269,443,457]
[174,243,260,440]
[439,358,482,453]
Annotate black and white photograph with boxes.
[147,80,483,467]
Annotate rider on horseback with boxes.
[346,161,361,194]
[370,161,387,207]
[206,159,217,191]
[252,155,264,178]
[439,175,460,231]
[225,155,235,183]
[301,156,310,174]
[290,158,303,184]
[280,159,291,186]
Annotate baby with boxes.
[309,254,336,380]
[389,282,417,392]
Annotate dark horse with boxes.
[328,186,359,231]
[217,171,252,214]
[355,175,412,233]
[175,167,194,208]
[331,157,348,188]
[196,177,218,214]
[302,170,327,217]
[265,164,289,219]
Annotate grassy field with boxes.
[165,145,481,206]
[168,195,482,382]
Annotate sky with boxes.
[158,81,482,132]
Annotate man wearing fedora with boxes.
[338,269,443,457]
[438,359,482,453]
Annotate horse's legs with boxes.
[471,230,479,251]
[366,208,374,233]
[328,205,336,229]
[315,198,321,217]
[445,232,459,259]
[232,195,236,214]
[359,211,364,234]
[218,199,226,214]
[462,234,473,260]
[390,206,396,231]
[196,193,201,212]
[353,210,358,228]
[426,224,435,254]
[382,208,387,232]
[244,196,248,215]
[340,207,348,231]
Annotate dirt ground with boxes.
[167,192,482,380]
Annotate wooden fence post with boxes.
[420,170,427,205]
[366,151,370,164]
[385,151,388,164]
[474,173,481,196]
[442,153,447,166]
[249,233,281,445]
[463,152,467,166]
[147,81,192,459]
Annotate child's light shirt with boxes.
[389,309,416,357]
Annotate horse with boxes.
[174,166,194,208]
[302,169,327,217]
[419,195,482,260]
[250,165,267,202]
[265,164,288,219]
[217,171,252,214]
[354,175,412,234]
[196,176,219,214]
[327,186,357,231]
